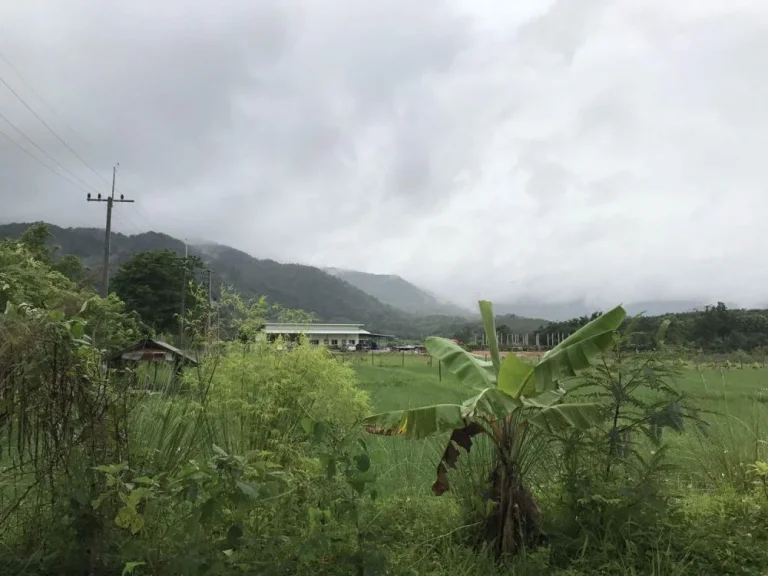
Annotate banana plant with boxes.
[364,300,626,556]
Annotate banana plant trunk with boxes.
[486,461,542,557]
[484,422,543,557]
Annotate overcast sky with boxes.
[1,0,767,309]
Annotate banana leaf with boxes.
[479,300,500,372]
[506,305,627,397]
[363,404,465,440]
[528,402,604,433]
[425,336,496,390]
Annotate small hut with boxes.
[106,338,198,381]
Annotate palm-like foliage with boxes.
[364,300,626,556]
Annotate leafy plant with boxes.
[91,445,290,573]
[569,317,700,477]
[364,300,626,557]
[299,415,386,574]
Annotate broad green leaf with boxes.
[236,481,261,501]
[478,300,500,372]
[364,404,465,440]
[47,309,65,322]
[425,337,496,390]
[529,305,626,394]
[126,487,150,507]
[520,389,564,409]
[114,505,144,534]
[528,402,603,433]
[461,387,521,420]
[69,320,85,338]
[497,352,534,397]
[300,417,314,435]
[544,305,626,360]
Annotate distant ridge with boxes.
[0,223,480,339]
[323,267,472,317]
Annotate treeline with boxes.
[541,302,768,353]
[447,305,768,355]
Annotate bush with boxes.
[200,341,371,460]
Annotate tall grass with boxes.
[674,368,768,491]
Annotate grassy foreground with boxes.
[1,344,766,575]
[350,352,768,575]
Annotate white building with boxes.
[259,323,393,349]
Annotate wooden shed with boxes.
[106,338,198,374]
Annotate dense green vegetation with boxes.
[543,303,768,353]
[2,223,768,575]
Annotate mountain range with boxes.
[0,223,482,338]
[0,222,724,337]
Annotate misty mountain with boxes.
[323,267,471,317]
[0,223,493,339]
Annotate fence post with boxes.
[438,360,442,382]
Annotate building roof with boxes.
[261,323,371,336]
[106,338,199,365]
[260,323,394,338]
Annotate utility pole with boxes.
[87,165,132,297]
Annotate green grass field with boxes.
[349,352,768,497]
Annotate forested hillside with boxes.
[0,223,504,338]
[323,267,471,317]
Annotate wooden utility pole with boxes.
[86,165,132,297]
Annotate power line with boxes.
[0,123,95,195]
[0,50,93,154]
[0,108,101,195]
[0,54,160,236]
[0,70,109,188]
[0,56,155,234]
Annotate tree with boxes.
[112,250,203,335]
[18,222,54,264]
[364,300,626,557]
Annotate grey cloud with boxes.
[2,0,768,310]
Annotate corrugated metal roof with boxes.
[106,338,199,364]
[262,328,373,335]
